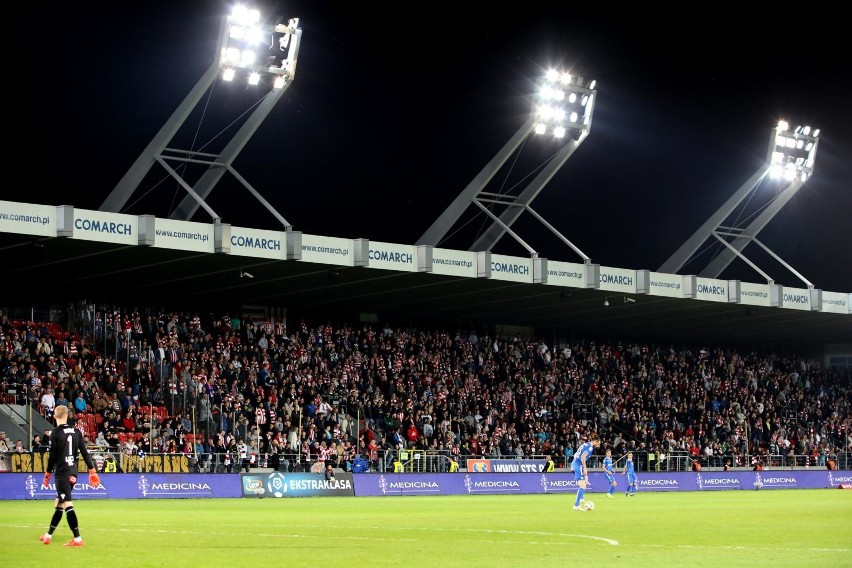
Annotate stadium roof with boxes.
[2,230,849,353]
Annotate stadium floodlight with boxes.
[533,71,595,142]
[417,68,597,262]
[99,6,302,228]
[658,120,820,287]
[768,122,818,183]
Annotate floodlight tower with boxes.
[99,6,302,227]
[658,120,820,286]
[417,69,597,260]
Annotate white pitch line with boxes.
[0,522,620,546]
[4,522,846,553]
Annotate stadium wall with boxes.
[2,470,849,500]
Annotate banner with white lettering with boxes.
[0,200,55,236]
[490,254,533,283]
[229,225,287,260]
[152,218,215,253]
[0,473,241,499]
[599,266,637,292]
[240,472,355,497]
[351,470,846,497]
[430,247,477,278]
[299,234,356,266]
[72,208,137,245]
[465,459,549,473]
[368,240,417,272]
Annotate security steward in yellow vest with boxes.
[103,454,118,473]
[544,456,555,472]
[448,457,459,473]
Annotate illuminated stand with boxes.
[99,6,302,228]
[658,121,820,287]
[417,70,597,261]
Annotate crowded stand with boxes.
[1,304,850,474]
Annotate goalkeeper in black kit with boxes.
[40,405,100,547]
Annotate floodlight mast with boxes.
[99,8,302,229]
[658,121,819,287]
[416,70,597,261]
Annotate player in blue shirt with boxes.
[621,451,637,496]
[603,448,617,498]
[571,437,600,510]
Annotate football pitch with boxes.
[1,489,848,567]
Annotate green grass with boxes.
[2,490,849,567]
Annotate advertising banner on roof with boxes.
[152,218,215,253]
[599,266,637,292]
[72,208,137,245]
[368,240,418,272]
[695,277,731,303]
[490,253,533,283]
[229,225,287,260]
[647,271,687,298]
[430,247,477,278]
[545,260,586,289]
[0,200,55,237]
[781,286,814,311]
[821,291,850,315]
[299,233,356,266]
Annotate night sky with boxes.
[25,3,852,293]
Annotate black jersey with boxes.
[46,424,95,476]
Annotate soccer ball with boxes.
[585,500,595,511]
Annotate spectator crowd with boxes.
[1,305,850,473]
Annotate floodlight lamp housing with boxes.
[768,120,819,182]
[532,69,597,140]
[218,7,301,88]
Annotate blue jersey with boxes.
[603,455,615,481]
[625,457,636,481]
[572,442,594,468]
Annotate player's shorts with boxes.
[54,475,75,503]
[572,462,586,481]
[604,472,615,483]
[627,474,637,484]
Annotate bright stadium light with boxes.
[659,119,820,287]
[532,71,596,142]
[418,66,598,262]
[220,6,295,88]
[768,121,819,182]
[100,6,302,228]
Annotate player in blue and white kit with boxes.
[621,451,637,496]
[571,437,600,510]
[603,448,617,498]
